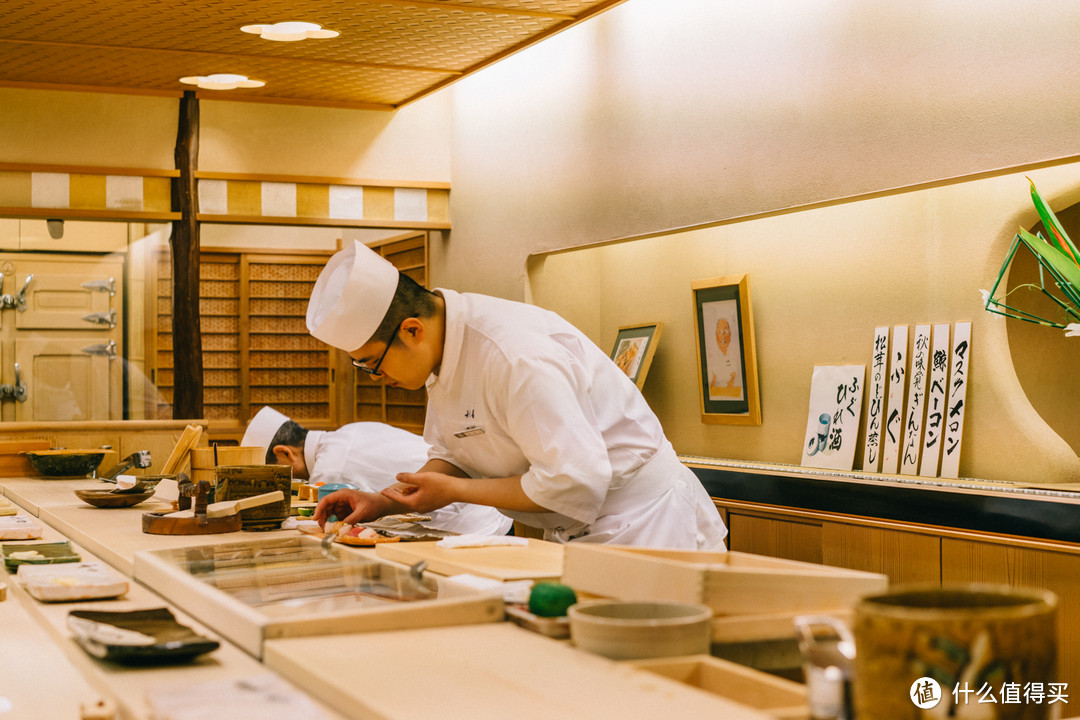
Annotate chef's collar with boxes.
[427,288,462,391]
[303,430,325,477]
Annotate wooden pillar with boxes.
[170,90,204,419]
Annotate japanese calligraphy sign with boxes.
[880,325,908,475]
[900,324,932,475]
[861,326,889,473]
[801,364,866,471]
[918,323,952,477]
[938,321,971,479]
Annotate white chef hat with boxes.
[241,406,290,456]
[306,239,400,350]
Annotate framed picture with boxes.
[692,274,761,425]
[610,322,663,390]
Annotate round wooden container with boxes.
[189,446,264,470]
[214,464,291,531]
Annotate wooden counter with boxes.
[0,474,784,720]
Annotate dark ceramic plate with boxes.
[67,608,220,665]
[74,488,156,508]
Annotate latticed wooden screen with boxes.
[155,250,334,433]
[154,234,428,439]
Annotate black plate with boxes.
[67,608,219,665]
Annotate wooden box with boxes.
[561,545,886,642]
[133,536,504,659]
[626,654,809,720]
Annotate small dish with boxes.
[67,608,220,664]
[74,488,156,509]
[18,561,128,602]
[568,600,713,660]
[2,540,81,570]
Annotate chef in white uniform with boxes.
[242,406,512,536]
[307,240,728,550]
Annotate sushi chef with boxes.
[307,240,728,550]
[241,405,512,536]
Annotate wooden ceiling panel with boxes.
[0,0,626,109]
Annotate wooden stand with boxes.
[141,475,241,535]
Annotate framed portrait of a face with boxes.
[609,323,663,390]
[692,274,761,425]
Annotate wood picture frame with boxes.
[609,322,663,390]
[692,274,761,425]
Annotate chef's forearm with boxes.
[417,458,469,477]
[451,475,548,513]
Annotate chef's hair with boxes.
[266,420,308,463]
[369,272,438,346]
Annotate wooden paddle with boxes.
[164,490,284,519]
[160,424,203,475]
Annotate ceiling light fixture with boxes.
[179,74,265,90]
[241,22,339,42]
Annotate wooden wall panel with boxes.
[821,522,940,585]
[727,512,823,565]
[942,538,1080,692]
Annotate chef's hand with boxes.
[313,488,397,526]
[381,472,461,513]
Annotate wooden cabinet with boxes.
[714,498,1080,691]
[0,253,124,422]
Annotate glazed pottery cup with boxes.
[853,584,1058,720]
[214,464,292,531]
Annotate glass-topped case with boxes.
[133,536,503,658]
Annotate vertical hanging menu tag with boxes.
[918,323,951,477]
[900,324,931,475]
[861,326,889,473]
[880,325,908,475]
[938,322,972,480]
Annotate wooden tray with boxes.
[625,654,809,720]
[375,538,564,581]
[561,545,887,617]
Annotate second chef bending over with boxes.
[307,240,728,550]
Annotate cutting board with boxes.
[375,538,563,581]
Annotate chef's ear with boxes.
[400,317,425,343]
[271,444,300,464]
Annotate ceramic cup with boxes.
[214,464,292,531]
[853,584,1058,720]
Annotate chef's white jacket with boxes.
[304,422,512,536]
[424,290,728,550]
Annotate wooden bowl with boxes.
[568,601,713,660]
[74,488,156,508]
[23,450,107,479]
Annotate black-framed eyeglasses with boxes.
[351,320,403,376]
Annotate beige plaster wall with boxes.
[444,0,1080,303]
[0,87,452,182]
[528,163,1080,484]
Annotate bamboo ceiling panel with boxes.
[0,0,626,109]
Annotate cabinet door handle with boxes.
[14,274,32,312]
[81,340,117,358]
[81,277,116,296]
[0,363,28,403]
[82,309,117,329]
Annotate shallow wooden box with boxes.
[133,536,504,659]
[626,654,809,720]
[561,545,886,643]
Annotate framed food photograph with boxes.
[692,274,761,425]
[609,322,663,390]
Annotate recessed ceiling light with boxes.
[179,74,265,90]
[241,22,339,42]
